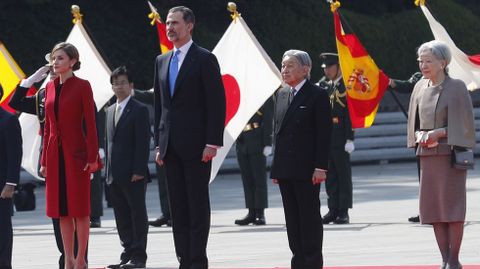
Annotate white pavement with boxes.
[11,161,480,268]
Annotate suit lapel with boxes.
[275,88,290,134]
[279,82,310,132]
[161,51,173,102]
[107,105,116,139]
[172,43,197,98]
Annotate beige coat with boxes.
[407,76,475,151]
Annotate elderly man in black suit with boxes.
[105,66,151,269]
[0,84,23,269]
[153,6,226,269]
[271,50,331,269]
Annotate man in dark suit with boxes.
[271,50,331,269]
[234,98,273,225]
[318,53,354,225]
[106,66,151,269]
[0,84,23,269]
[153,6,226,269]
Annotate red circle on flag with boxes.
[222,74,241,126]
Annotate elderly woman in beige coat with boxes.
[407,40,475,269]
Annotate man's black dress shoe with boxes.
[120,260,146,269]
[90,217,101,228]
[408,215,420,223]
[322,210,338,224]
[148,216,171,227]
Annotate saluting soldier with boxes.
[234,97,273,225]
[318,53,354,224]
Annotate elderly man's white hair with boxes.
[283,49,312,79]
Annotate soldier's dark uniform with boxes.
[319,53,354,224]
[90,106,105,227]
[234,98,273,225]
[389,72,422,223]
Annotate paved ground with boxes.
[11,160,480,268]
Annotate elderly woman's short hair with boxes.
[417,40,452,69]
[283,49,312,79]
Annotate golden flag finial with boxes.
[71,5,83,24]
[227,2,241,22]
[330,0,341,12]
[414,0,426,6]
[148,12,161,25]
[147,1,162,25]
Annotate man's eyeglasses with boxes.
[112,81,129,86]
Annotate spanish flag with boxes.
[147,1,173,54]
[0,42,25,113]
[332,3,389,128]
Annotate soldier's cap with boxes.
[319,52,339,68]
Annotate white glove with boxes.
[98,148,105,159]
[20,66,50,88]
[344,140,355,154]
[263,146,272,157]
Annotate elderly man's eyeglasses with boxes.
[112,81,129,86]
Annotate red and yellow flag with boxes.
[332,4,389,128]
[0,42,25,113]
[147,1,173,54]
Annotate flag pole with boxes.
[388,90,408,118]
[147,1,164,25]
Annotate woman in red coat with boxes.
[40,42,98,269]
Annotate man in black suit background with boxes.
[270,50,331,269]
[0,84,23,269]
[153,6,226,269]
[106,66,151,269]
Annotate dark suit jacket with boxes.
[0,108,22,189]
[106,97,151,184]
[271,81,331,181]
[153,43,226,160]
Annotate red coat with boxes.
[41,76,98,218]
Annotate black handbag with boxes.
[452,146,474,170]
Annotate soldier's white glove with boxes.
[98,148,105,159]
[263,146,272,157]
[20,66,50,88]
[344,140,355,154]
